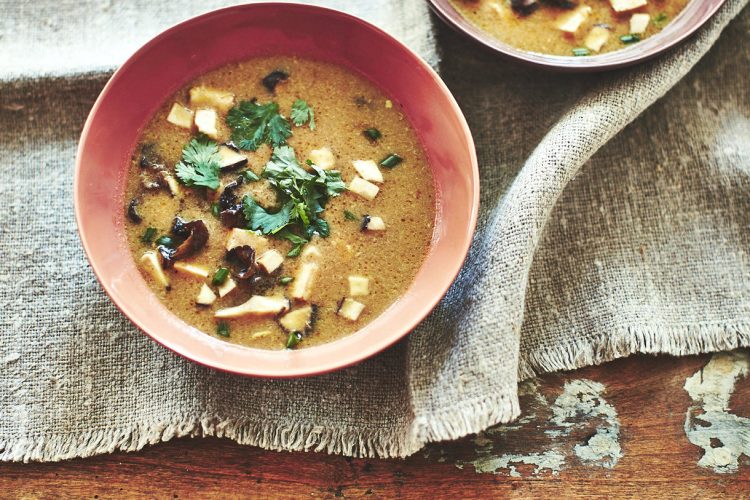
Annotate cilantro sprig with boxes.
[174,136,221,190]
[290,99,315,130]
[226,100,292,151]
[242,145,345,255]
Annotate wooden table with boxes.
[2,351,748,499]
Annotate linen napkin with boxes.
[0,0,747,461]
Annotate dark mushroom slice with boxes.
[159,218,209,268]
[261,70,289,93]
[138,143,165,170]
[540,0,577,8]
[226,245,257,280]
[218,144,249,171]
[278,305,318,334]
[360,215,371,232]
[218,177,247,228]
[511,0,539,15]
[127,198,142,224]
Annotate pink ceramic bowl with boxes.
[74,3,479,377]
[428,0,727,71]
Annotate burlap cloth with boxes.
[1,0,748,461]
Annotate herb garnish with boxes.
[572,47,590,57]
[155,235,175,247]
[226,100,292,151]
[242,145,345,255]
[278,276,294,285]
[140,227,157,244]
[363,128,382,141]
[217,322,230,337]
[175,136,221,190]
[241,169,260,182]
[653,13,668,27]
[285,331,302,349]
[620,34,641,44]
[212,267,229,286]
[344,210,359,221]
[380,154,403,168]
[291,99,315,130]
[210,202,221,219]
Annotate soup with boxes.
[449,0,690,56]
[124,56,435,350]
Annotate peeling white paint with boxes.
[684,350,750,474]
[470,451,567,477]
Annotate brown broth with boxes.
[449,0,690,56]
[125,56,435,350]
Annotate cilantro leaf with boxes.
[290,99,315,130]
[174,136,221,190]
[226,100,291,151]
[242,195,294,234]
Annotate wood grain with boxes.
[2,352,748,499]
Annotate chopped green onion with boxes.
[620,34,641,44]
[216,322,230,337]
[155,236,175,247]
[653,13,668,27]
[285,331,302,349]
[287,245,303,258]
[278,276,294,285]
[210,202,220,219]
[242,169,260,182]
[140,227,157,243]
[212,267,230,286]
[363,128,382,141]
[344,210,359,221]
[380,154,403,168]
[572,47,591,57]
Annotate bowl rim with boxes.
[74,2,479,378]
[427,0,728,72]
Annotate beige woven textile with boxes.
[0,0,747,461]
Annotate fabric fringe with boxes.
[519,321,750,380]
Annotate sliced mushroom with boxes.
[226,245,256,280]
[215,295,290,319]
[140,251,170,289]
[218,144,249,171]
[278,305,317,333]
[127,198,142,224]
[510,0,539,16]
[159,218,209,268]
[262,70,289,93]
[196,283,217,306]
[218,177,247,228]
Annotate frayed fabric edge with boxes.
[518,321,750,380]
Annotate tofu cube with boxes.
[194,108,219,139]
[166,103,194,129]
[352,160,383,183]
[308,147,336,170]
[215,295,290,319]
[189,86,235,113]
[140,251,169,289]
[291,262,318,302]
[338,298,365,321]
[585,26,611,52]
[609,0,647,13]
[348,176,380,201]
[556,6,592,33]
[348,276,370,296]
[278,305,315,333]
[300,245,322,261]
[173,262,209,279]
[218,277,237,298]
[257,249,284,274]
[363,216,386,231]
[629,13,650,34]
[196,284,217,305]
[251,330,272,339]
[225,228,269,253]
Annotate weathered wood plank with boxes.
[1,352,747,499]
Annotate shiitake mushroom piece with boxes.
[127,198,142,224]
[261,70,289,93]
[159,218,209,268]
[540,0,577,8]
[226,245,257,281]
[511,0,539,15]
[218,144,249,171]
[218,176,248,228]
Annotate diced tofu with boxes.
[556,5,592,33]
[218,145,248,170]
[189,86,235,113]
[195,284,217,305]
[585,26,611,52]
[257,249,284,274]
[194,108,219,139]
[352,160,384,183]
[363,216,386,231]
[215,295,290,319]
[629,13,650,34]
[291,262,318,302]
[348,276,370,297]
[348,176,380,201]
[166,103,193,129]
[225,228,269,253]
[159,171,181,197]
[278,305,316,333]
[338,298,365,321]
[173,262,209,279]
[308,147,336,170]
[140,251,169,289]
[300,245,321,261]
[251,330,272,339]
[217,277,237,298]
[385,99,393,109]
[609,0,647,13]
